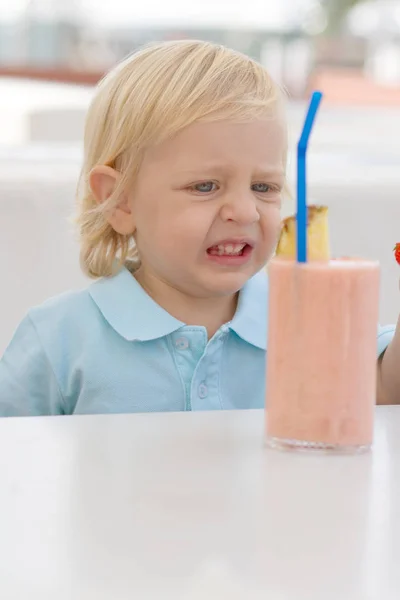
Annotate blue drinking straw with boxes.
[297,91,323,263]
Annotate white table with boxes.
[0,408,399,600]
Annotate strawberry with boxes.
[394,243,400,265]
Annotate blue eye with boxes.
[252,183,272,193]
[192,182,217,193]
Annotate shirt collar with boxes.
[228,269,268,350]
[89,266,268,349]
[89,267,184,342]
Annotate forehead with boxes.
[142,119,287,172]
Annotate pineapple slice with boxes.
[276,205,330,261]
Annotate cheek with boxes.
[261,206,282,242]
[138,206,209,258]
[162,207,212,244]
[133,196,172,240]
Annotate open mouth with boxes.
[207,242,252,257]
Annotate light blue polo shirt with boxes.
[0,267,396,417]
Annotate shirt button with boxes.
[175,337,189,350]
[198,383,208,399]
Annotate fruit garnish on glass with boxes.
[276,205,330,261]
[394,243,400,265]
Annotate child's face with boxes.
[131,118,286,298]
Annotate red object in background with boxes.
[309,69,400,107]
[394,243,400,265]
[0,66,104,86]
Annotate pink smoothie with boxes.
[266,257,380,451]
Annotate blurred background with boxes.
[1,0,400,353]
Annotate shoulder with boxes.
[24,285,113,364]
[19,285,111,410]
[377,323,396,357]
[27,286,98,338]
[0,290,94,416]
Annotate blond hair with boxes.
[76,39,287,278]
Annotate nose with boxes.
[220,191,260,225]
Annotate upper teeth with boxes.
[215,243,246,255]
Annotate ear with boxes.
[89,165,135,235]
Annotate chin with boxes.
[201,271,255,296]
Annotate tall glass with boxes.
[266,256,380,453]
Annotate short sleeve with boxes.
[0,314,64,417]
[377,324,396,358]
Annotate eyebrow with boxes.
[253,169,286,179]
[177,165,285,178]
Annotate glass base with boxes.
[266,436,371,455]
